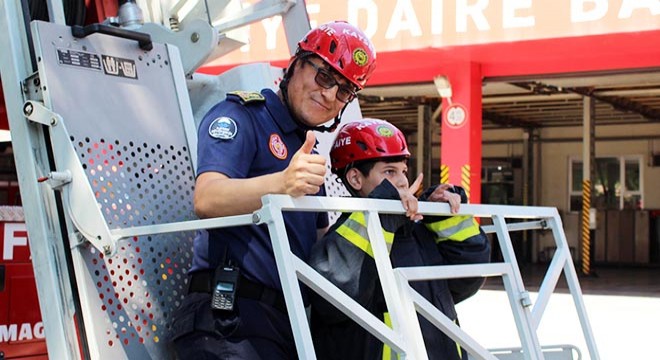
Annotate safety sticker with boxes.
[269,134,288,160]
[209,117,238,140]
[376,125,394,137]
[352,48,368,66]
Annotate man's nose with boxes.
[319,84,340,101]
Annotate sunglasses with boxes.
[303,59,357,103]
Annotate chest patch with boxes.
[269,134,288,160]
[208,117,237,140]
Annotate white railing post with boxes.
[255,197,318,360]
[492,215,545,360]
[364,210,428,360]
[548,216,600,360]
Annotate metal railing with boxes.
[99,194,600,359]
[253,195,600,360]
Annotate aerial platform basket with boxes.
[8,20,599,360]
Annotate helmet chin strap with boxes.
[321,107,345,133]
[280,54,348,134]
[338,175,360,197]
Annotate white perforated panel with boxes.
[76,136,195,346]
[315,102,363,224]
[75,138,194,227]
[33,21,197,359]
[74,136,196,356]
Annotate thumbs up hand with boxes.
[282,131,327,197]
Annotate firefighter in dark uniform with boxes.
[170,22,376,359]
[309,119,491,360]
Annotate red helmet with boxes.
[298,21,376,89]
[330,119,410,173]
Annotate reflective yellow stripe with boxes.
[336,220,374,258]
[447,220,481,241]
[350,211,367,226]
[382,312,393,360]
[426,216,480,242]
[427,215,470,232]
[382,230,394,248]
[455,319,462,358]
[336,212,395,258]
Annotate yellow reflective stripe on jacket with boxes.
[382,312,399,360]
[455,319,462,358]
[335,212,395,258]
[456,340,462,358]
[426,215,480,242]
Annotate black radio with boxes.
[211,265,240,311]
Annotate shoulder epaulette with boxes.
[227,91,265,105]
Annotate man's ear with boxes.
[345,168,362,191]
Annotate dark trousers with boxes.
[170,292,297,360]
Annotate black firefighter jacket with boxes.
[309,180,491,360]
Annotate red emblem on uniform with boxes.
[269,134,288,160]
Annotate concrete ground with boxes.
[455,266,660,359]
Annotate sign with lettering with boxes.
[2,222,28,262]
[208,0,659,66]
[0,322,45,343]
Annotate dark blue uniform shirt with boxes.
[191,88,329,292]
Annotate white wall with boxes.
[538,123,660,210]
[479,123,660,255]
[412,123,657,259]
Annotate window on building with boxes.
[568,156,643,212]
[482,162,515,205]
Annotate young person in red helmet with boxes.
[309,119,491,360]
[171,22,376,359]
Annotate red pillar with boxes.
[440,62,482,204]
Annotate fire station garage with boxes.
[202,1,660,269]
[360,67,660,267]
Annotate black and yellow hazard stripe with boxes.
[441,164,450,184]
[461,164,471,200]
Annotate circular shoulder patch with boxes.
[208,117,237,140]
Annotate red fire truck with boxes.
[0,98,45,358]
[0,213,47,360]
